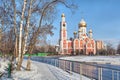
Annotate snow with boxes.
[49,64,91,80]
[11,60,57,80]
[0,59,90,80]
[1,56,119,80]
[60,56,120,65]
[0,59,9,73]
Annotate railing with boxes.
[30,57,120,80]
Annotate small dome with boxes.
[89,29,92,33]
[79,19,87,27]
[73,31,77,34]
[61,13,65,17]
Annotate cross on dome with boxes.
[79,19,87,27]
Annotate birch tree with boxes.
[23,0,33,70]
[0,0,77,70]
[117,43,120,54]
[17,0,27,70]
[25,0,77,70]
[12,0,18,62]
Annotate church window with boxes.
[63,23,65,27]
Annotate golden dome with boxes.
[61,13,65,17]
[79,19,87,27]
[73,31,77,34]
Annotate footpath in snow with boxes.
[0,59,90,80]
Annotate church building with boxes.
[58,13,96,55]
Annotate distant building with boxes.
[96,41,106,52]
[57,13,104,55]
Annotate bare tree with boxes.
[0,0,77,71]
[25,0,77,70]
[106,43,116,55]
[24,0,33,70]
[12,0,18,63]
[97,49,107,55]
[17,0,27,70]
[0,0,15,58]
[117,43,120,54]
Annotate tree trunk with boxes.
[17,0,27,70]
[15,38,18,63]
[17,54,23,70]
[22,0,33,70]
[25,0,59,70]
[23,0,33,55]
[26,55,31,71]
[12,0,18,66]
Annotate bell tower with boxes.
[59,13,68,54]
[60,13,67,40]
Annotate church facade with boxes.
[58,13,97,55]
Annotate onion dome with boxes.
[79,19,87,27]
[73,31,77,38]
[89,29,92,33]
[73,31,77,35]
[61,13,65,17]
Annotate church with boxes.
[58,13,98,55]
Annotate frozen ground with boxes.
[48,64,91,80]
[60,56,120,65]
[0,59,90,80]
[0,59,9,73]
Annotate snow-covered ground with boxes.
[48,64,91,80]
[1,56,120,80]
[0,59,90,80]
[60,56,120,65]
[0,59,9,73]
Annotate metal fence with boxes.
[30,57,120,80]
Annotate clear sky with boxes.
[48,0,120,47]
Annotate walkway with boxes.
[0,59,90,80]
[11,61,58,80]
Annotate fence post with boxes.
[70,62,72,80]
[80,64,82,80]
[112,70,114,80]
[55,59,56,67]
[64,60,66,71]
[58,60,60,68]
[47,59,48,64]
[70,62,72,73]
[101,68,102,80]
[51,59,52,65]
[98,67,102,80]
[56,59,58,67]
[53,59,54,65]
[54,59,56,66]
[49,59,50,64]
[117,71,119,80]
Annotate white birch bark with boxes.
[18,0,27,61]
[23,0,33,55]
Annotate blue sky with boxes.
[48,0,120,47]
